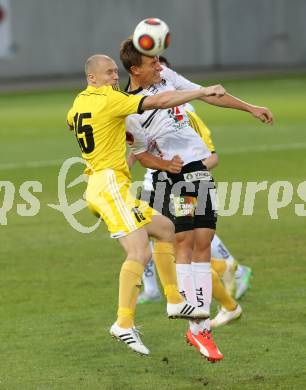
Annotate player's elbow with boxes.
[127,153,137,169]
[213,153,219,167]
[210,153,219,169]
[204,153,219,170]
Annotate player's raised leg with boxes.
[86,170,152,355]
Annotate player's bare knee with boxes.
[193,238,211,261]
[126,242,152,265]
[175,231,194,263]
[146,215,175,242]
[194,237,211,253]
[159,216,175,241]
[176,246,193,263]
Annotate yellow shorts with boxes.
[86,169,153,238]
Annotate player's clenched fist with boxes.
[250,106,273,124]
[202,84,226,97]
[165,155,184,173]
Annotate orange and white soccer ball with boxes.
[132,18,171,56]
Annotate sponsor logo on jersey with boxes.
[183,171,211,182]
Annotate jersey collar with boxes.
[86,85,107,92]
[124,77,143,94]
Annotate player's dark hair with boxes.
[120,38,143,72]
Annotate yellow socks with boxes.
[211,258,227,277]
[153,241,183,304]
[117,260,144,328]
[211,268,237,311]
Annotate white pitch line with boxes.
[0,142,306,171]
[0,159,64,170]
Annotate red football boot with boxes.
[186,329,224,362]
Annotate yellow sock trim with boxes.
[211,258,227,277]
[117,308,134,317]
[212,269,237,311]
[123,259,145,275]
[117,260,144,328]
[153,241,183,304]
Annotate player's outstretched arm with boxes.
[142,85,226,111]
[200,93,273,124]
[135,151,184,174]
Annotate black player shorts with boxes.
[148,160,217,233]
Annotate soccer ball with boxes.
[132,18,171,57]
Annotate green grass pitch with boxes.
[0,74,306,389]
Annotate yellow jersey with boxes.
[67,85,145,173]
[187,110,216,153]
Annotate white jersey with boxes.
[125,66,211,179]
[144,101,196,191]
[183,102,195,112]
